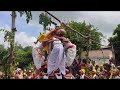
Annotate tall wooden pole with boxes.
[8,11,17,78]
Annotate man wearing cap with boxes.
[92,69,98,79]
[79,69,86,79]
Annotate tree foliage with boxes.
[18,11,32,24]
[18,11,52,33]
[0,43,34,73]
[14,43,33,70]
[62,21,104,56]
[39,12,52,33]
[108,24,120,65]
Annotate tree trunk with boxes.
[44,26,46,34]
[8,11,17,78]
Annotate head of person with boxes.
[89,65,93,71]
[28,70,32,76]
[87,60,91,64]
[96,71,100,76]
[31,68,34,72]
[24,69,26,72]
[105,64,111,71]
[43,68,47,74]
[17,68,23,74]
[95,65,99,71]
[23,72,27,77]
[56,29,66,37]
[113,68,119,76]
[109,59,114,65]
[109,59,112,64]
[92,69,96,74]
[79,69,85,75]
[99,74,104,79]
[66,69,70,74]
[47,26,62,37]
[105,71,111,79]
[100,65,104,71]
[54,68,60,73]
[81,63,86,69]
[82,59,87,64]
[92,60,95,66]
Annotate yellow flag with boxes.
[37,34,47,42]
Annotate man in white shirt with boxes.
[43,74,48,79]
[109,60,115,70]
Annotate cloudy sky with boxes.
[0,11,120,48]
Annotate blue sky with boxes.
[0,11,44,48]
[0,11,42,37]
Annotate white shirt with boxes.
[53,38,62,46]
[80,74,85,79]
[43,75,48,79]
[114,76,120,79]
[93,74,97,79]
[111,63,115,70]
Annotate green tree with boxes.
[63,21,103,58]
[18,11,52,33]
[0,44,9,78]
[108,24,120,65]
[39,12,52,33]
[0,43,34,78]
[14,44,33,70]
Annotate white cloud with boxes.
[0,25,11,48]
[15,32,37,48]
[0,31,37,48]
[0,25,37,48]
[101,34,111,46]
[0,25,11,31]
[0,31,8,48]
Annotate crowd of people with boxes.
[71,59,120,79]
[0,59,119,79]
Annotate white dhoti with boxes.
[66,44,76,67]
[47,44,66,75]
[32,43,44,70]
